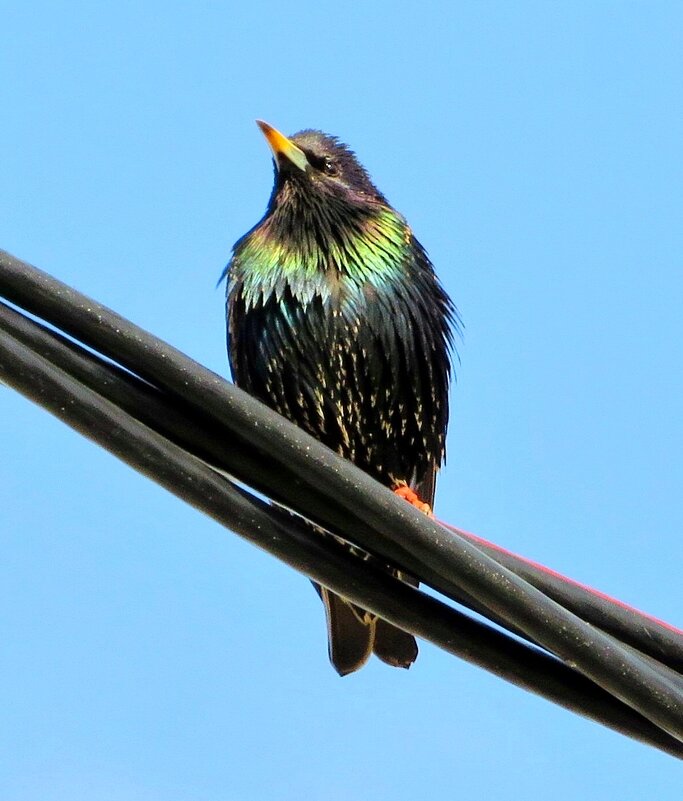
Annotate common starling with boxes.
[224,121,458,675]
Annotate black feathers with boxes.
[225,123,459,674]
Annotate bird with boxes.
[223,120,459,675]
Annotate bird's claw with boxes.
[393,485,433,517]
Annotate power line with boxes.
[1,249,682,756]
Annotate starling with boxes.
[224,121,458,675]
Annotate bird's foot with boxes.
[393,485,433,517]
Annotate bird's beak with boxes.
[256,120,309,172]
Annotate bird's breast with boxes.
[230,207,411,310]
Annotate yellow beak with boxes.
[256,120,309,172]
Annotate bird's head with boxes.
[256,120,388,212]
[226,121,412,295]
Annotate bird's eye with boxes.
[322,158,339,176]
[305,151,340,177]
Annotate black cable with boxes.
[3,298,682,691]
[1,249,682,743]
[444,523,683,674]
[0,324,682,758]
[0,299,536,645]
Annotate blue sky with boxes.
[2,1,682,798]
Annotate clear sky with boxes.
[2,2,682,798]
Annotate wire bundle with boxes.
[1,248,682,758]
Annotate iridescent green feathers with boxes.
[230,206,409,310]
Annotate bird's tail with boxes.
[373,618,419,669]
[319,585,418,676]
[373,567,419,669]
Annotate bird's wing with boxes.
[415,461,439,511]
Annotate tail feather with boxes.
[320,586,375,676]
[373,618,419,669]
[318,584,418,675]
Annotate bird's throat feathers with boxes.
[231,205,412,308]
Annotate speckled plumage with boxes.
[224,123,459,674]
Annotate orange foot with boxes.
[393,485,434,517]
